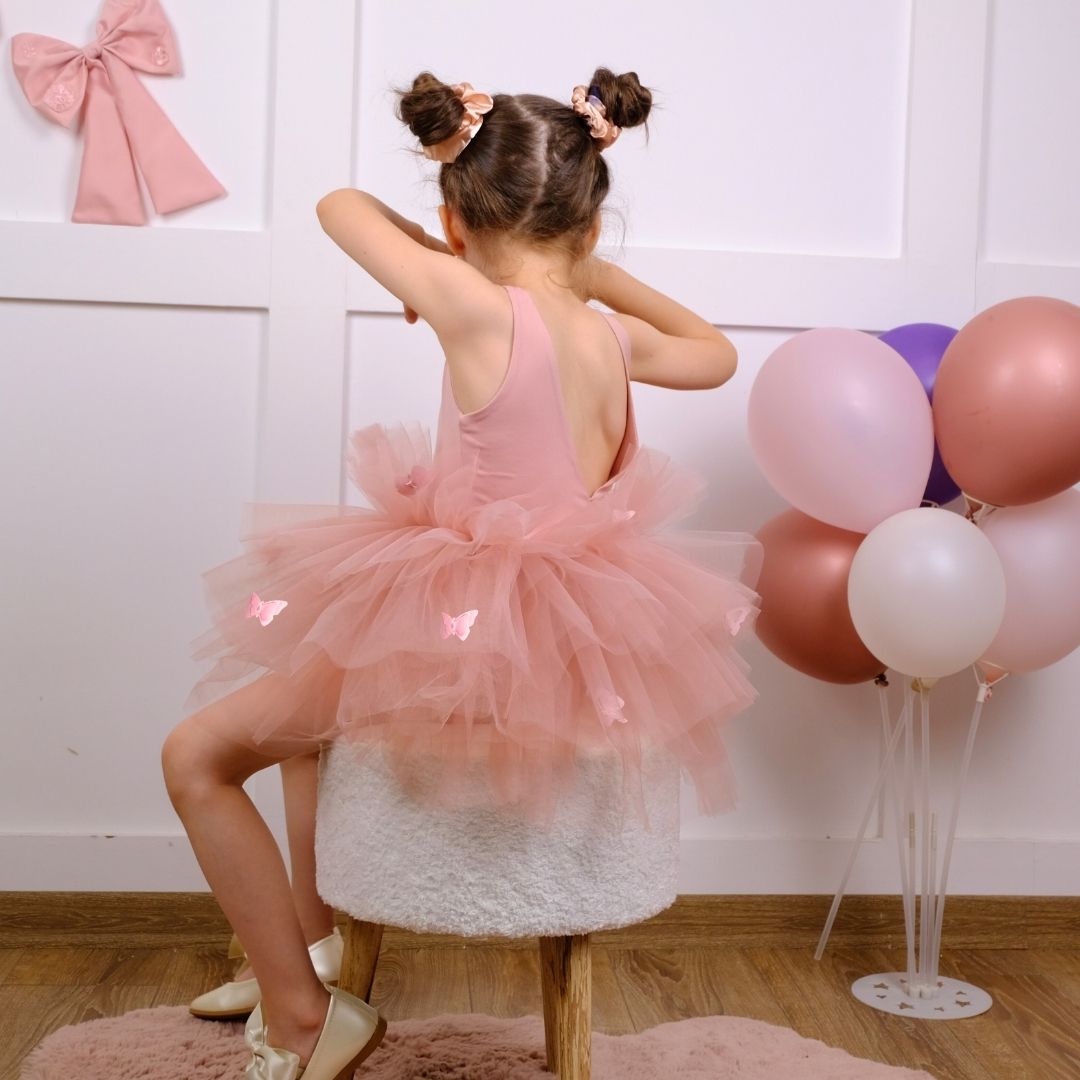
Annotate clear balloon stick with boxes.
[877,676,916,985]
[928,811,938,988]
[927,670,991,985]
[918,683,932,994]
[904,679,916,993]
[814,686,912,961]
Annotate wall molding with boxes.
[2,832,1077,896]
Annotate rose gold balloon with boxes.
[933,295,1080,506]
[755,508,886,684]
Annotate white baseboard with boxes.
[2,832,1078,894]
[677,834,1080,895]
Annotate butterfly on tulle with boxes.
[394,465,432,495]
[726,605,753,636]
[246,592,288,626]
[596,687,628,726]
[441,608,479,641]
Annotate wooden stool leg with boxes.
[539,933,592,1080]
[338,917,383,1004]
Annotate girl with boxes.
[163,68,763,1079]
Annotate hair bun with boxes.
[394,71,468,149]
[587,67,653,130]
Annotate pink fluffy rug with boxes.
[20,1005,939,1079]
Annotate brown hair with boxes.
[393,68,655,260]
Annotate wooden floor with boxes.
[3,937,1080,1079]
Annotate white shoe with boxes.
[245,985,387,1080]
[189,926,344,1020]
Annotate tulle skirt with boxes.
[183,422,764,832]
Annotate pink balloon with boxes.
[748,328,935,533]
[933,296,1080,507]
[978,488,1080,674]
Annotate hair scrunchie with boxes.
[571,83,621,149]
[421,82,494,163]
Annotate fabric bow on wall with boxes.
[10,0,226,225]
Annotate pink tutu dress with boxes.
[184,284,764,831]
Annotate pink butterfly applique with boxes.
[596,687,628,726]
[395,465,432,495]
[441,608,479,641]
[246,591,288,626]
[726,605,753,636]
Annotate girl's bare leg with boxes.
[161,662,346,1067]
[281,753,338,942]
[231,753,336,982]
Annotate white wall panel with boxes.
[980,0,1080,266]
[976,0,1080,306]
[1,0,1078,894]
[0,300,264,832]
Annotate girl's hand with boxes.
[423,234,455,257]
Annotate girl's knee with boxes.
[161,714,251,799]
[161,720,208,800]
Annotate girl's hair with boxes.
[393,68,654,259]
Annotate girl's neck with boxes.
[466,238,583,297]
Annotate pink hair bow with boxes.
[10,0,226,225]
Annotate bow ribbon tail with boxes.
[98,51,225,218]
[74,63,146,225]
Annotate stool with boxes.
[313,737,683,1079]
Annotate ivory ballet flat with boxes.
[244,984,388,1080]
[189,926,344,1020]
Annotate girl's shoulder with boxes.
[431,278,512,353]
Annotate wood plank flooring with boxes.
[3,938,1079,1079]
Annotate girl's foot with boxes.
[234,926,336,981]
[190,927,342,1021]
[246,986,388,1079]
[261,985,333,1069]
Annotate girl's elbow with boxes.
[315,188,358,220]
[711,346,738,388]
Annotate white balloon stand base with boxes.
[851,972,993,1019]
[816,668,1006,1022]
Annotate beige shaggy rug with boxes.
[19,1005,939,1078]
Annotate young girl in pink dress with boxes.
[163,67,763,1079]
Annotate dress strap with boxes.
[600,311,631,373]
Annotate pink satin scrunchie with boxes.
[10,0,226,225]
[571,84,621,149]
[422,82,494,164]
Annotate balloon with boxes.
[848,508,1006,679]
[878,322,960,506]
[754,508,885,684]
[933,296,1080,506]
[977,488,1080,673]
[748,327,934,533]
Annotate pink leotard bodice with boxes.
[433,284,638,509]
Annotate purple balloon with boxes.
[878,322,960,506]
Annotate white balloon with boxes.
[847,508,1006,679]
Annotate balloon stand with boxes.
[815,669,1002,1020]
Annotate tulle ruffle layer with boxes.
[184,422,764,832]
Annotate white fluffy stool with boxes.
[313,737,682,1079]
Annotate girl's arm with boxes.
[315,188,502,335]
[577,257,738,391]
